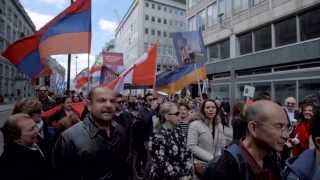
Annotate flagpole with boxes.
[66,0,74,92]
[87,53,90,93]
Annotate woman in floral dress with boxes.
[148,102,193,180]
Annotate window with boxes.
[208,44,219,59]
[0,39,4,52]
[254,25,271,51]
[157,30,161,37]
[188,16,197,31]
[0,19,4,35]
[145,15,149,21]
[299,79,320,101]
[14,14,17,27]
[220,39,230,59]
[218,0,226,19]
[252,0,265,6]
[208,39,230,60]
[253,82,271,100]
[238,32,252,55]
[6,25,11,41]
[157,18,161,23]
[198,9,206,31]
[207,3,218,27]
[300,7,320,41]
[164,7,167,12]
[152,3,155,9]
[145,2,149,7]
[274,81,296,104]
[275,17,297,46]
[169,8,172,13]
[169,19,173,26]
[164,19,167,24]
[158,5,161,11]
[151,16,155,22]
[151,29,155,35]
[163,31,167,37]
[180,11,184,16]
[7,8,12,21]
[212,85,230,100]
[233,0,249,13]
[145,28,149,35]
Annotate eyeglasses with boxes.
[256,121,293,134]
[117,101,124,104]
[168,112,180,116]
[286,102,296,106]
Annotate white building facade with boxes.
[187,0,320,105]
[114,0,187,72]
[0,0,36,102]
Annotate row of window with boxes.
[208,5,320,59]
[189,0,266,31]
[145,1,185,16]
[212,79,320,105]
[0,62,16,78]
[145,28,170,38]
[145,42,175,57]
[145,14,186,28]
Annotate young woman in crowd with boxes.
[291,103,315,157]
[148,102,193,180]
[187,99,232,179]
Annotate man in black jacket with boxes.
[52,87,129,180]
[204,100,289,180]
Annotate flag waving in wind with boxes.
[105,43,158,92]
[2,0,91,78]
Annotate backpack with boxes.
[204,144,249,180]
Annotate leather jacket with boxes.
[52,115,129,180]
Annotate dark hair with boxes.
[178,102,190,110]
[144,93,153,101]
[301,103,314,121]
[253,92,271,101]
[200,99,219,140]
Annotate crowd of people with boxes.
[0,86,320,180]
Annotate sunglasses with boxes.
[168,112,180,116]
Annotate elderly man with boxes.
[284,97,298,125]
[204,100,290,180]
[52,87,129,180]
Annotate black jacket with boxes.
[52,115,129,180]
[0,143,49,180]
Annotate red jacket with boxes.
[291,120,310,157]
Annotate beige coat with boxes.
[187,115,232,163]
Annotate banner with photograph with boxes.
[171,31,207,66]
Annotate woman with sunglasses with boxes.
[187,99,232,179]
[147,102,193,180]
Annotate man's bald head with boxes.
[245,100,287,125]
[244,100,290,152]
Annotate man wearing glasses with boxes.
[204,100,289,180]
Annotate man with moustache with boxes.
[204,100,290,180]
[52,87,129,180]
